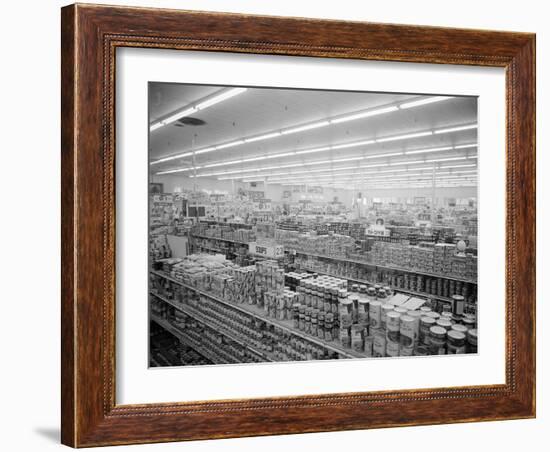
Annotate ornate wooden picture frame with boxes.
[61,3,535,447]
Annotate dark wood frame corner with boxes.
[61,3,536,447]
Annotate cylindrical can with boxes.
[386,339,400,357]
[414,345,431,356]
[386,311,401,344]
[339,327,351,348]
[351,324,365,352]
[350,295,359,323]
[399,315,415,350]
[394,307,408,315]
[447,330,466,354]
[367,286,377,301]
[419,316,436,345]
[324,313,334,342]
[406,310,422,343]
[373,330,386,357]
[381,304,394,330]
[338,298,353,328]
[441,311,454,321]
[429,326,447,355]
[462,317,476,330]
[451,294,465,315]
[426,311,441,321]
[357,299,370,326]
[467,328,478,353]
[436,318,453,331]
[451,324,468,336]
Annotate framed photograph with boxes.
[61,4,535,447]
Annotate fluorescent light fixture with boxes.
[281,120,330,135]
[330,106,399,124]
[195,88,247,110]
[242,156,269,163]
[454,143,478,149]
[440,163,476,169]
[193,147,217,155]
[364,152,403,159]
[425,156,469,163]
[156,168,191,175]
[405,146,454,155]
[332,139,376,150]
[295,146,331,155]
[244,132,281,143]
[202,159,244,168]
[376,131,433,143]
[266,152,295,159]
[149,122,164,132]
[399,96,451,109]
[332,156,364,163]
[216,140,244,150]
[434,124,478,134]
[150,152,192,165]
[389,160,424,166]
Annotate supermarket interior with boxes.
[148,83,479,367]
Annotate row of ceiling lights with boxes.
[199,155,478,181]
[263,175,478,185]
[258,170,478,184]
[236,163,477,182]
[151,94,460,165]
[156,136,476,176]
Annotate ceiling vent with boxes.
[174,117,207,127]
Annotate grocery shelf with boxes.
[150,314,231,365]
[296,266,454,303]
[191,244,236,255]
[150,270,363,359]
[293,250,476,284]
[190,234,251,246]
[149,356,163,367]
[150,291,276,362]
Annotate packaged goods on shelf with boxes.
[284,271,315,291]
[293,254,478,310]
[255,222,277,239]
[254,259,284,307]
[149,235,173,260]
[191,224,256,243]
[151,262,477,362]
[275,229,355,258]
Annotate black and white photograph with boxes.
[148,83,479,367]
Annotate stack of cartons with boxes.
[254,260,284,308]
[226,266,256,304]
[433,243,455,275]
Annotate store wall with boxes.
[363,186,477,201]
[153,174,356,206]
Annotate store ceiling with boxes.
[149,83,478,190]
